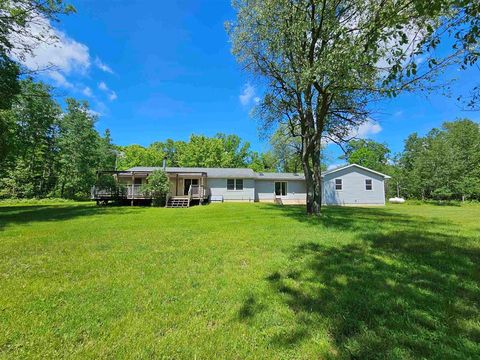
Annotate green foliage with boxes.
[0,79,61,197]
[396,119,480,200]
[342,139,391,173]
[55,99,102,199]
[248,151,277,172]
[269,125,303,172]
[117,133,254,170]
[1,202,479,358]
[0,55,20,110]
[141,170,170,206]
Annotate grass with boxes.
[0,202,479,359]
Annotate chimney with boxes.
[162,157,167,171]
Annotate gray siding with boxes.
[322,167,385,205]
[207,178,255,201]
[255,179,306,202]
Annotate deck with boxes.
[91,184,210,206]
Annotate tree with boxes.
[396,119,480,200]
[0,0,74,113]
[0,79,60,197]
[269,125,303,172]
[0,55,20,110]
[142,170,170,206]
[116,144,164,170]
[0,0,75,59]
[249,151,278,172]
[175,134,252,168]
[56,99,101,199]
[341,139,390,173]
[98,129,116,170]
[228,0,479,215]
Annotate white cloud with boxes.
[355,119,382,138]
[108,91,118,101]
[94,57,114,74]
[82,86,93,97]
[48,71,73,88]
[86,109,101,118]
[98,81,117,101]
[239,83,257,106]
[98,81,108,91]
[327,163,345,170]
[11,16,90,75]
[323,119,382,145]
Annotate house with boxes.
[92,164,390,207]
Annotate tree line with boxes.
[0,79,305,199]
[341,119,480,201]
[0,79,116,199]
[1,76,478,201]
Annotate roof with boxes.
[127,166,256,178]
[255,172,305,180]
[125,163,390,180]
[322,163,391,179]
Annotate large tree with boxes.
[228,0,479,215]
[56,99,101,199]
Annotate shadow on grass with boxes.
[0,204,138,231]
[249,205,480,358]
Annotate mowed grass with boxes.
[0,202,479,359]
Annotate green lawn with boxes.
[1,202,479,359]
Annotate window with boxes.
[134,178,143,185]
[235,179,243,190]
[227,179,243,190]
[275,181,287,196]
[335,178,342,190]
[365,179,372,191]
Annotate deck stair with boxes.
[166,197,190,208]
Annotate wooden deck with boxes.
[92,184,210,207]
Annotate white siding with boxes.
[322,167,385,205]
[207,178,255,201]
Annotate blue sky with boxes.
[18,0,479,167]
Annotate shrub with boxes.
[141,170,170,206]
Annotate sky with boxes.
[16,0,479,168]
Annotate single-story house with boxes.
[92,164,390,207]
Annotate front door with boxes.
[183,178,198,195]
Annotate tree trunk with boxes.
[311,141,323,215]
[302,137,322,216]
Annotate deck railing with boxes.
[189,184,210,199]
[92,184,211,201]
[91,185,127,199]
[127,184,147,198]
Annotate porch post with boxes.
[176,173,179,196]
[200,174,205,205]
[131,172,135,206]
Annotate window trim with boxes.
[226,178,244,191]
[335,178,343,191]
[274,181,288,197]
[365,178,373,191]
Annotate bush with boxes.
[141,170,170,206]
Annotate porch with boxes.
[91,169,210,207]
